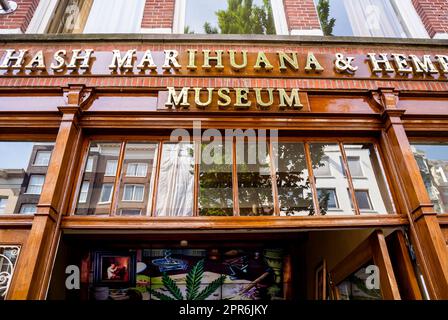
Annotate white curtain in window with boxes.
[343,0,406,37]
[156,143,194,216]
[83,0,145,33]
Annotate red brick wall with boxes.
[283,0,321,31]
[141,0,175,29]
[0,0,40,33]
[412,0,448,37]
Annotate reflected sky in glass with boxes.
[412,144,448,161]
[0,142,54,169]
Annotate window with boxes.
[0,197,7,214]
[0,246,21,300]
[85,156,94,172]
[317,188,339,210]
[33,151,51,166]
[117,143,158,215]
[123,184,145,202]
[411,143,448,214]
[344,144,394,214]
[74,138,395,217]
[26,175,45,194]
[176,0,288,35]
[313,156,331,177]
[105,160,118,176]
[19,204,37,214]
[199,141,233,216]
[119,209,142,216]
[346,156,363,177]
[99,184,113,203]
[274,142,313,216]
[78,181,89,203]
[314,0,428,38]
[0,142,54,214]
[310,143,352,215]
[155,143,195,216]
[44,0,146,34]
[126,163,148,177]
[353,190,373,211]
[75,142,120,215]
[236,140,274,216]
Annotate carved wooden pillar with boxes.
[378,88,448,299]
[9,85,90,299]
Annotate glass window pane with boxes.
[117,143,158,216]
[0,142,54,214]
[198,141,233,216]
[411,143,448,214]
[155,143,195,216]
[310,143,353,215]
[347,156,363,177]
[134,185,144,201]
[314,0,409,38]
[85,157,94,172]
[100,184,113,203]
[317,188,339,209]
[34,151,51,166]
[344,144,394,214]
[105,160,118,176]
[184,0,275,34]
[123,184,133,201]
[236,140,274,216]
[78,181,89,203]
[355,190,372,210]
[19,204,37,214]
[47,0,146,34]
[273,142,313,216]
[75,142,120,215]
[26,175,45,194]
[337,261,382,300]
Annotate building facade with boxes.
[0,0,448,300]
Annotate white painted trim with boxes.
[26,0,59,34]
[391,0,429,39]
[290,29,324,36]
[141,27,172,34]
[174,0,288,35]
[433,33,448,39]
[270,0,288,35]
[0,28,22,34]
[173,0,186,34]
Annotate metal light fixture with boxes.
[0,0,17,15]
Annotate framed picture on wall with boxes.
[93,251,136,287]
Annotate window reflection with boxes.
[236,140,274,216]
[47,0,146,34]
[314,0,411,38]
[344,144,394,214]
[184,0,275,34]
[117,143,158,216]
[411,143,448,214]
[337,261,382,300]
[75,142,121,215]
[0,142,54,215]
[199,142,233,216]
[310,143,352,215]
[155,143,195,217]
[273,142,313,216]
